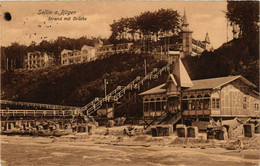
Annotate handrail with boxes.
[0,109,79,116]
[1,65,170,118]
[144,111,167,129]
[81,65,170,116]
[0,100,79,110]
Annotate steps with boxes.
[164,111,182,125]
[144,111,182,130]
[81,65,170,116]
[144,112,167,129]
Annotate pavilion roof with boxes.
[139,84,166,96]
[139,75,256,96]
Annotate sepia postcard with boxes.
[0,1,259,166]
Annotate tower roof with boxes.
[204,32,210,44]
[181,9,192,33]
[182,9,189,26]
[172,58,193,88]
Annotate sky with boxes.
[1,1,233,49]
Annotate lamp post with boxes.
[104,78,108,99]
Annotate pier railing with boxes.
[0,100,79,110]
[0,109,79,117]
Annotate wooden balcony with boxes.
[182,109,211,117]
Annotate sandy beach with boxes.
[1,126,259,166]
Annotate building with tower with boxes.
[59,10,213,66]
[180,10,212,57]
[158,10,212,58]
[180,10,193,57]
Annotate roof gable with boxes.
[167,74,178,86]
[172,58,193,88]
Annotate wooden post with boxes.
[148,101,150,117]
[143,101,145,129]
[154,101,156,116]
[144,59,147,77]
[6,58,8,71]
[106,102,108,120]
[160,46,163,60]
[104,79,107,99]
[112,102,115,119]
[10,59,13,71]
[161,100,163,116]
[14,59,16,70]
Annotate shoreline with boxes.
[1,126,259,166]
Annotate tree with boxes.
[226,1,259,61]
[226,1,259,39]
[4,42,27,70]
[109,9,181,53]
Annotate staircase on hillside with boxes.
[81,65,170,116]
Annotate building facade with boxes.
[60,40,135,66]
[24,51,54,70]
[61,45,96,66]
[95,41,134,59]
[140,57,259,128]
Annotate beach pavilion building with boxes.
[139,57,259,129]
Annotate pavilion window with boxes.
[211,98,220,109]
[150,98,155,111]
[162,98,167,110]
[200,100,204,109]
[203,97,210,109]
[195,95,203,110]
[182,100,188,110]
[195,100,203,109]
[189,96,195,110]
[203,101,210,109]
[188,100,192,110]
[212,98,216,109]
[156,98,161,111]
[243,96,247,109]
[143,99,149,117]
[254,103,259,111]
[216,99,220,108]
[182,96,188,110]
[144,103,149,112]
[192,100,196,110]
